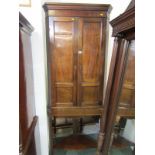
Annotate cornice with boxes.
[110,7,135,37]
[43,2,112,13]
[19,12,34,35]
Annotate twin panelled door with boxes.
[45,4,110,108]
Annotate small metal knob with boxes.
[78,50,82,54]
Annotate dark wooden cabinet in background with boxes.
[43,3,111,154]
[97,1,135,154]
[19,12,38,155]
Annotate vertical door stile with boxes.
[77,18,83,106]
[73,17,78,106]
[99,18,106,105]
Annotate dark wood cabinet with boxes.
[43,3,111,154]
[19,12,38,155]
[97,1,135,154]
[44,3,111,110]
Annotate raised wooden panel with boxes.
[78,18,104,106]
[82,87,98,103]
[49,17,76,107]
[119,88,134,107]
[56,87,73,103]
[123,40,135,84]
[54,21,73,34]
[54,35,73,82]
[82,21,102,82]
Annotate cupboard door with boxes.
[119,40,135,108]
[49,17,77,107]
[77,18,105,106]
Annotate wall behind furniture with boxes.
[19,0,131,154]
[122,119,135,143]
[20,1,48,155]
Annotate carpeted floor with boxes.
[54,147,133,155]
[54,134,133,155]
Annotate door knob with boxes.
[78,50,82,54]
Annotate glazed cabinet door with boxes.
[49,17,77,107]
[77,18,106,107]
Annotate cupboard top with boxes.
[43,3,112,13]
[110,4,135,37]
[19,12,34,35]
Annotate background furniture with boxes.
[19,12,38,155]
[43,3,111,154]
[97,0,135,154]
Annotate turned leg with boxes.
[80,118,83,133]
[53,117,56,134]
[73,118,81,134]
[96,132,105,155]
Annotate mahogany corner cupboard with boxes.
[43,2,111,114]
[43,3,111,153]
